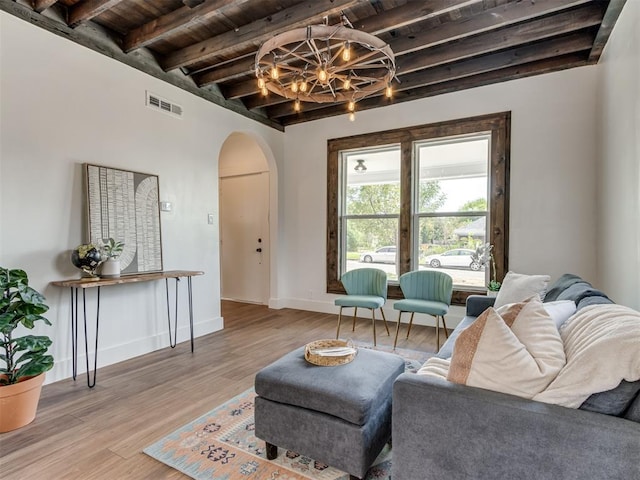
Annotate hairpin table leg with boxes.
[81,287,100,388]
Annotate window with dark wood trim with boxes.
[327,112,510,305]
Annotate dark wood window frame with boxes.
[327,111,510,305]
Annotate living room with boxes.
[1,0,638,478]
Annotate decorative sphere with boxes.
[71,245,103,277]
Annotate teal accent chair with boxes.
[393,270,453,351]
[335,268,390,346]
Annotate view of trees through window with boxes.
[341,135,489,287]
[327,112,510,303]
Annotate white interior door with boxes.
[219,172,269,304]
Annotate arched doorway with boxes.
[218,132,273,304]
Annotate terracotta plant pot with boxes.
[0,373,46,432]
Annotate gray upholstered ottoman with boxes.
[254,346,405,479]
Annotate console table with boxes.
[51,270,203,388]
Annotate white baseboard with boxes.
[45,316,223,384]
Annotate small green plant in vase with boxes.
[101,238,125,278]
[0,267,54,432]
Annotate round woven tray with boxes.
[304,339,357,366]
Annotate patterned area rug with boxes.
[144,349,427,480]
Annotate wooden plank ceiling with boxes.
[2,0,627,130]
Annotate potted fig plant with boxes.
[0,267,53,432]
[100,237,125,278]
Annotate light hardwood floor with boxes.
[0,301,441,479]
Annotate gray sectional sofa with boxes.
[392,274,640,480]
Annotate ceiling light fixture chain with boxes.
[255,13,396,117]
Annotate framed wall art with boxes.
[85,163,163,274]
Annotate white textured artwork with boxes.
[86,164,163,274]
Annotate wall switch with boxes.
[207,213,215,224]
[160,201,173,212]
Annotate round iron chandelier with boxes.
[254,18,396,117]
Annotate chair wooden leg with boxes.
[336,307,343,339]
[435,315,441,352]
[442,315,449,338]
[393,311,403,349]
[380,307,390,335]
[352,307,358,332]
[371,308,377,346]
[406,312,415,339]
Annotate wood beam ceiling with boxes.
[68,0,126,28]
[220,0,595,101]
[32,0,58,13]
[247,3,605,112]
[193,0,485,87]
[123,0,252,53]
[160,0,362,72]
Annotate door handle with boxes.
[256,248,262,252]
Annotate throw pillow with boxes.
[447,297,565,399]
[542,300,577,329]
[495,300,576,330]
[494,271,551,308]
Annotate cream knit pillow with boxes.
[494,271,551,308]
[447,297,565,399]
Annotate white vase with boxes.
[487,289,499,297]
[101,258,121,278]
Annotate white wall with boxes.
[281,66,599,326]
[0,12,284,383]
[597,1,640,310]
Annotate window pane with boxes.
[416,136,489,213]
[345,217,398,282]
[418,216,487,288]
[344,146,401,215]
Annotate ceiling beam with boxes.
[279,53,589,126]
[267,32,594,119]
[160,0,362,72]
[221,0,593,100]
[588,0,627,62]
[68,0,126,28]
[32,0,59,13]
[193,0,484,86]
[396,4,604,75]
[123,0,252,53]
[248,3,604,111]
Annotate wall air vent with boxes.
[146,91,183,119]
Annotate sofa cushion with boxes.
[624,390,640,422]
[494,271,550,308]
[447,297,565,399]
[580,380,640,416]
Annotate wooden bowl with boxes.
[304,339,357,366]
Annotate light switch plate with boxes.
[207,213,215,224]
[160,201,173,212]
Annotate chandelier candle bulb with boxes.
[261,86,268,96]
[343,76,351,90]
[257,76,265,89]
[291,81,298,93]
[348,100,355,112]
[300,79,308,92]
[385,85,392,98]
[294,99,301,112]
[342,42,351,62]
